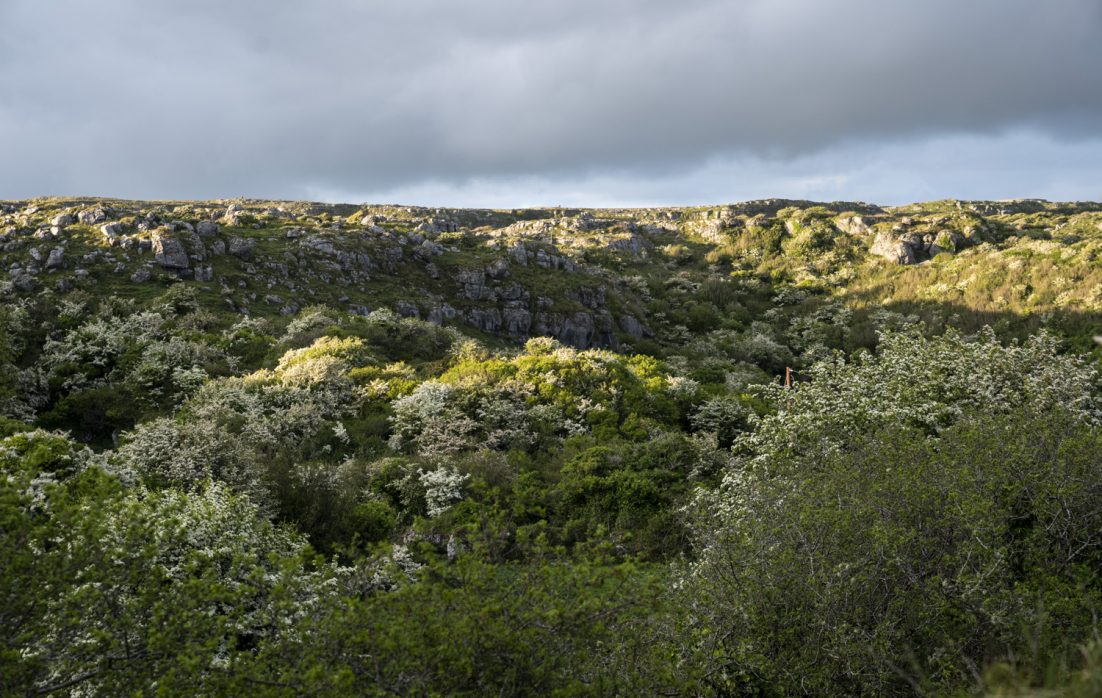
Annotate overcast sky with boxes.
[1,0,1100,207]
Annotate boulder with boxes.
[228,236,255,260]
[13,273,36,291]
[49,212,74,228]
[152,229,190,269]
[930,229,966,255]
[196,220,220,237]
[45,247,64,270]
[78,208,108,225]
[100,223,124,244]
[835,215,872,236]
[485,258,510,279]
[302,235,336,256]
[870,230,918,265]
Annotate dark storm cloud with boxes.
[1,0,1100,202]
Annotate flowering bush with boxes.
[733,327,1102,473]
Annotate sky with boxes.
[1,0,1100,207]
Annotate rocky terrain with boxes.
[4,196,1102,353]
[5,196,1102,696]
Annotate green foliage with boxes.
[282,555,669,697]
[677,409,1102,696]
[4,199,1102,695]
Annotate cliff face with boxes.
[3,196,1102,350]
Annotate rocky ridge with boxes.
[3,196,1102,350]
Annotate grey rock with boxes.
[194,265,214,282]
[130,268,152,283]
[502,307,531,336]
[455,269,488,300]
[78,208,108,225]
[606,233,648,257]
[196,220,220,237]
[535,311,595,349]
[210,239,226,256]
[185,231,206,261]
[619,315,650,339]
[152,230,190,269]
[497,283,529,302]
[835,215,872,236]
[413,239,444,261]
[569,286,606,310]
[508,243,528,266]
[594,310,617,349]
[931,229,966,255]
[870,230,918,265]
[426,303,459,325]
[302,235,336,256]
[50,212,74,228]
[696,219,730,244]
[380,245,403,269]
[485,258,510,279]
[395,300,420,318]
[228,236,255,259]
[13,273,36,291]
[467,307,502,333]
[101,223,124,243]
[45,247,64,270]
[560,312,595,349]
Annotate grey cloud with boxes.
[0,0,1100,201]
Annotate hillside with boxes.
[3,197,1102,696]
[6,196,1102,340]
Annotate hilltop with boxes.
[4,196,1102,352]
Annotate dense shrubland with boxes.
[3,198,1102,695]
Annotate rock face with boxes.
[6,196,1068,350]
[502,307,532,336]
[619,315,651,339]
[152,230,190,269]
